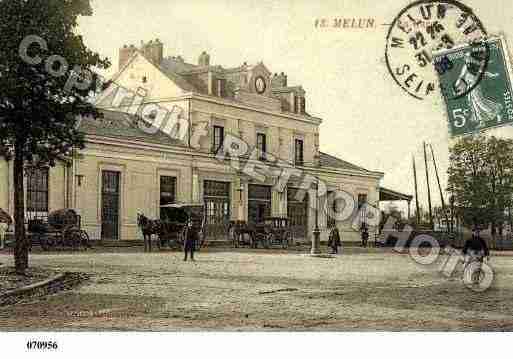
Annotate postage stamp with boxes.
[434,36,513,137]
[385,0,487,100]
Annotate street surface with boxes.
[1,247,513,331]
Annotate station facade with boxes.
[0,40,384,242]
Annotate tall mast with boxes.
[412,155,421,226]
[430,144,449,230]
[423,142,434,230]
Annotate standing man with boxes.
[183,219,197,262]
[361,223,369,248]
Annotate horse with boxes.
[228,221,256,248]
[136,213,162,252]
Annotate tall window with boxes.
[300,97,306,114]
[160,176,176,206]
[294,139,304,166]
[27,167,49,219]
[257,133,267,160]
[213,125,224,153]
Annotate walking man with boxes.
[328,226,341,254]
[463,227,490,285]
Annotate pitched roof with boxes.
[319,152,371,173]
[79,109,186,147]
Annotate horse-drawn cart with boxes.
[138,203,206,252]
[27,209,90,251]
[159,203,205,250]
[229,217,292,249]
[253,217,292,249]
[228,220,256,248]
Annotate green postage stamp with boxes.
[434,36,513,137]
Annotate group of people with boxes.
[326,223,369,254]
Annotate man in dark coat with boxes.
[462,228,490,285]
[463,228,490,260]
[328,227,342,254]
[183,220,198,262]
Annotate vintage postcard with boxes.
[1,0,513,356]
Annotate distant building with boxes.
[0,39,386,242]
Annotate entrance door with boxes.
[248,185,271,224]
[287,187,308,240]
[204,180,231,240]
[101,171,120,240]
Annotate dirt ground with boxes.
[1,247,513,331]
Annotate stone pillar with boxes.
[192,172,200,203]
[271,189,281,217]
[281,189,288,218]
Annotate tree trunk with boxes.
[13,141,28,274]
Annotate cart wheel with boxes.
[37,234,47,251]
[284,232,291,249]
[264,234,272,249]
[229,227,238,248]
[282,234,289,249]
[44,235,56,251]
[69,231,81,251]
[63,228,79,250]
[79,231,91,249]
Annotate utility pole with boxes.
[423,142,434,230]
[412,155,421,226]
[430,144,449,231]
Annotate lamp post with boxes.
[237,181,245,221]
[311,178,321,255]
[449,196,454,233]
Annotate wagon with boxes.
[228,220,256,248]
[159,203,205,250]
[253,217,292,249]
[27,209,90,251]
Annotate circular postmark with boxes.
[385,0,487,100]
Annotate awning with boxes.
[379,187,413,202]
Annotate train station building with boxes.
[0,39,388,243]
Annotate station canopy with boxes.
[379,187,413,202]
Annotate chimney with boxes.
[141,39,164,65]
[119,44,137,71]
[271,72,287,88]
[198,51,210,67]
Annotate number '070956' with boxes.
[26,341,58,350]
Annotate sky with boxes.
[77,0,513,214]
